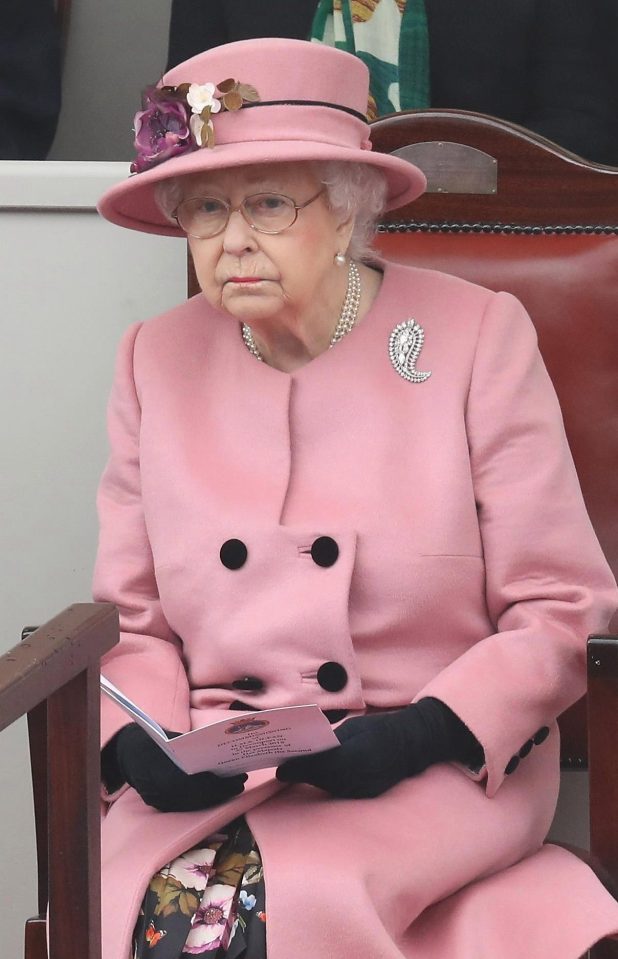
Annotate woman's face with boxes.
[183,162,354,328]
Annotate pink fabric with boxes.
[94,262,618,958]
[96,38,426,236]
[163,38,371,113]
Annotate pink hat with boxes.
[97,38,426,236]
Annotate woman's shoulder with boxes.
[381,258,495,305]
[377,259,535,347]
[128,294,221,358]
[139,293,217,338]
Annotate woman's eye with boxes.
[199,199,225,216]
[252,195,288,214]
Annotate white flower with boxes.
[168,848,216,890]
[187,82,222,115]
[184,884,235,953]
[190,113,214,147]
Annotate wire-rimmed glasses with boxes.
[173,187,326,239]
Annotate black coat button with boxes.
[519,739,534,758]
[317,661,348,692]
[310,536,339,568]
[505,756,520,775]
[220,539,248,570]
[231,676,264,692]
[533,726,550,745]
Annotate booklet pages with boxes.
[101,675,340,775]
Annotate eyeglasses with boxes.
[173,187,325,239]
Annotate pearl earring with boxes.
[334,252,346,265]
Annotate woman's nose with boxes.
[222,209,258,255]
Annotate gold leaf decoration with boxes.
[217,78,237,94]
[237,83,260,103]
[222,90,243,111]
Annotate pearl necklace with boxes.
[241,259,362,363]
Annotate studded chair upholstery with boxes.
[368,108,618,959]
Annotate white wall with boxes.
[0,160,186,959]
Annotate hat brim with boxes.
[97,139,426,236]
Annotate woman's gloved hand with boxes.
[111,723,248,812]
[276,697,483,799]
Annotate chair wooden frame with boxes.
[0,603,118,959]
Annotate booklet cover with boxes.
[101,675,340,776]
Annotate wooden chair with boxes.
[0,603,118,959]
[368,108,618,958]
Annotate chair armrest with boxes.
[587,634,618,885]
[0,603,118,959]
[0,604,117,730]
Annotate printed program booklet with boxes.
[101,675,340,776]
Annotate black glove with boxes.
[276,697,483,799]
[109,723,248,812]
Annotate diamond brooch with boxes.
[388,320,432,383]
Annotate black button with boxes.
[323,709,349,724]
[231,676,264,692]
[220,539,248,570]
[519,739,534,758]
[533,726,550,746]
[505,756,520,775]
[310,536,339,568]
[317,661,348,692]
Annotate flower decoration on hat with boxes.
[130,78,260,174]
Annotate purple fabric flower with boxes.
[131,88,194,174]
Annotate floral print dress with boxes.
[133,817,266,958]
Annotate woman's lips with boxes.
[227,277,264,284]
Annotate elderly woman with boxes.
[95,38,618,959]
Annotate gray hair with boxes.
[313,161,388,260]
[154,160,387,261]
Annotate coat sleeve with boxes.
[413,291,617,797]
[93,322,191,758]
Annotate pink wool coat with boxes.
[94,261,618,959]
